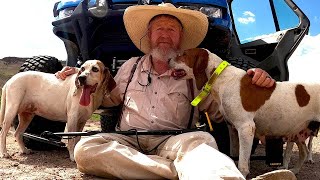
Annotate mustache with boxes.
[150,47,179,61]
[156,37,173,45]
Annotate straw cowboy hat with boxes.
[123,3,209,54]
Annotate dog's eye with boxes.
[92,66,99,72]
[81,67,85,72]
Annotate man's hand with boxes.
[55,66,77,80]
[247,68,275,88]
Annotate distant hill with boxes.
[1,57,28,65]
[0,57,66,94]
[0,57,28,92]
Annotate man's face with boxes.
[148,16,183,54]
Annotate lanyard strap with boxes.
[117,56,142,128]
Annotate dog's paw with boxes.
[306,159,314,164]
[21,148,32,155]
[289,168,300,175]
[239,167,249,178]
[277,165,288,170]
[0,152,11,158]
[69,155,76,162]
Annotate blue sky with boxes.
[0,0,319,81]
[294,0,320,36]
[228,0,320,82]
[232,0,320,42]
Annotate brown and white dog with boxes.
[169,48,319,177]
[0,60,115,161]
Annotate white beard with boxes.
[150,47,179,62]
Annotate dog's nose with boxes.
[78,75,87,84]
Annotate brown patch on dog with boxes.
[240,74,276,112]
[295,84,310,107]
[193,50,209,90]
[176,48,209,90]
[95,61,116,93]
[105,69,116,92]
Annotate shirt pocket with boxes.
[165,90,191,127]
[124,83,146,110]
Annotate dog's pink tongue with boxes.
[80,85,92,106]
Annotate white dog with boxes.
[0,60,115,161]
[169,48,319,177]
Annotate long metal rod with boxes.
[44,128,206,138]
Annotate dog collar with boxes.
[191,60,230,106]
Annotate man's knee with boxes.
[183,131,218,150]
[196,131,218,149]
[74,137,96,165]
[74,135,111,163]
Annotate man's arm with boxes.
[55,66,79,80]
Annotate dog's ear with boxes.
[73,70,82,96]
[107,76,117,93]
[103,68,116,93]
[193,49,209,90]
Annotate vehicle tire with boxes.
[13,55,66,150]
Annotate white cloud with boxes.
[237,11,256,24]
[243,11,255,17]
[288,34,320,82]
[0,0,67,60]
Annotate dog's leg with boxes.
[237,121,256,177]
[15,113,34,155]
[306,136,314,163]
[0,106,19,158]
[0,119,12,158]
[75,120,87,146]
[290,141,307,174]
[66,120,76,161]
[282,141,294,169]
[67,119,87,162]
[66,115,87,162]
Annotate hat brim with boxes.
[124,4,208,54]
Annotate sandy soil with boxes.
[1,120,320,180]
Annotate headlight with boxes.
[58,8,75,19]
[88,0,108,17]
[179,6,222,18]
[200,7,222,18]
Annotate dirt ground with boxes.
[1,120,320,180]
